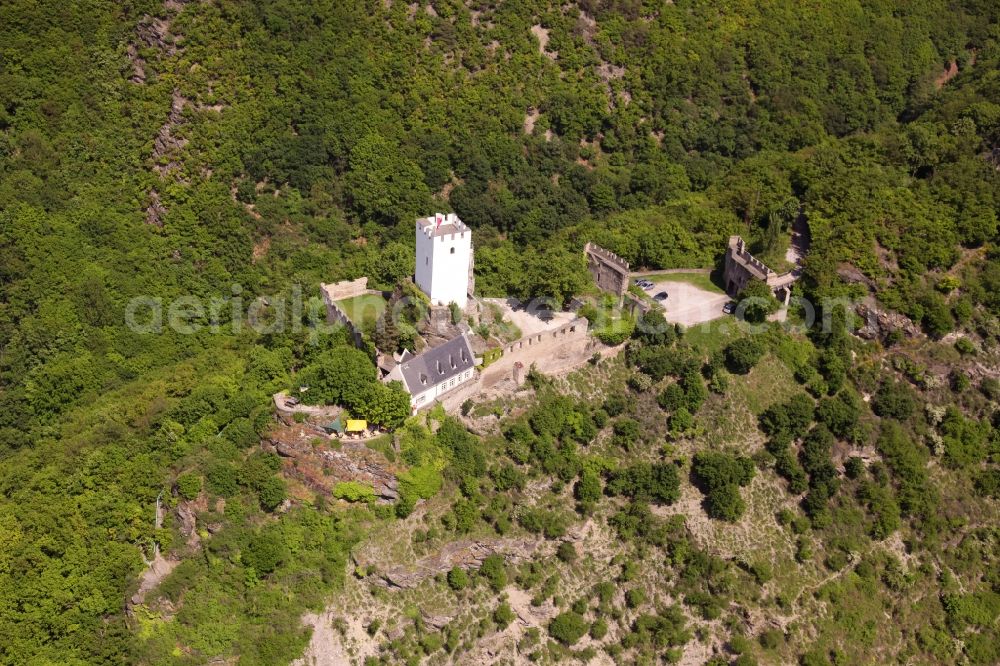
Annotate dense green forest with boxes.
[1,0,1000,664]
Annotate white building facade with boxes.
[385,334,477,412]
[414,213,473,309]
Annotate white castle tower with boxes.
[415,213,473,309]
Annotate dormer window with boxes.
[436,360,443,374]
[450,354,456,369]
[419,373,427,385]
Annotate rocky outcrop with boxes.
[856,303,921,340]
[152,91,189,178]
[264,422,400,501]
[145,190,166,227]
[364,538,537,589]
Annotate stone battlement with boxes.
[727,236,774,278]
[479,317,591,389]
[584,242,630,272]
[723,235,802,298]
[585,242,630,300]
[321,277,369,302]
[416,213,469,240]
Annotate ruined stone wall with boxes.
[585,242,630,298]
[321,277,368,301]
[723,236,801,297]
[480,318,591,388]
[320,285,366,348]
[723,236,772,296]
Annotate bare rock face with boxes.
[145,189,166,226]
[175,500,201,549]
[421,613,453,630]
[856,303,921,340]
[367,538,537,589]
[265,422,400,501]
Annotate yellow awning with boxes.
[345,419,367,432]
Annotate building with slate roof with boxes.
[385,333,477,411]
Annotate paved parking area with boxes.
[638,281,730,327]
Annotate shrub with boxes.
[243,527,286,575]
[844,456,865,479]
[692,452,755,492]
[494,602,515,629]
[658,383,685,411]
[606,461,681,505]
[257,476,287,512]
[704,484,746,521]
[872,381,916,420]
[759,629,783,649]
[175,473,202,500]
[738,279,780,323]
[634,309,675,345]
[980,377,1000,401]
[759,394,814,439]
[397,466,443,501]
[592,582,614,606]
[628,372,653,392]
[206,462,239,497]
[420,633,443,654]
[679,370,709,413]
[692,452,755,522]
[954,337,975,355]
[603,393,628,417]
[975,469,1000,498]
[557,542,578,563]
[613,418,641,444]
[725,337,766,374]
[333,481,376,502]
[626,587,647,608]
[549,611,588,645]
[921,292,955,338]
[815,389,861,439]
[574,469,602,505]
[590,618,609,640]
[669,407,694,435]
[447,566,469,591]
[479,554,507,592]
[595,317,635,346]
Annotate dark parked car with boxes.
[722,301,736,314]
[654,291,668,301]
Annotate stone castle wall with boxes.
[321,277,369,302]
[723,235,800,297]
[585,242,630,299]
[480,318,591,389]
[320,283,366,348]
